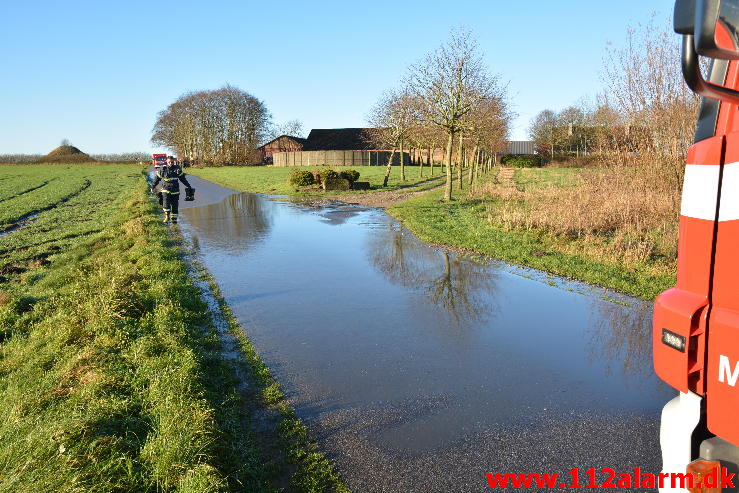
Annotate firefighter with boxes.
[151,156,193,224]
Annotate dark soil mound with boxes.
[40,145,96,163]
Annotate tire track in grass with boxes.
[0,180,53,204]
[0,179,91,235]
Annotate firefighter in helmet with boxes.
[151,156,192,224]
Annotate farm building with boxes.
[302,128,382,150]
[268,127,536,167]
[503,141,536,155]
[272,128,407,167]
[258,135,308,162]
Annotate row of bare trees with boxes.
[493,15,702,265]
[151,85,271,166]
[368,30,513,200]
[529,15,700,195]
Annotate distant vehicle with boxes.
[152,153,167,170]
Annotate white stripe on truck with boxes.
[681,162,739,221]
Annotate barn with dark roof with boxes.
[267,127,535,167]
[258,135,308,162]
[270,128,403,167]
[302,128,384,151]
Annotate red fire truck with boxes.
[152,153,167,170]
[655,0,739,490]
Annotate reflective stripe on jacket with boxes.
[152,165,191,194]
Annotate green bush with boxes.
[338,169,360,183]
[319,169,339,182]
[288,169,314,186]
[501,154,544,168]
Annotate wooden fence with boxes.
[272,150,410,167]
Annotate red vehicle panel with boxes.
[152,153,167,167]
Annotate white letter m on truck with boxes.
[719,355,739,386]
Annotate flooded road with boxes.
[180,175,674,492]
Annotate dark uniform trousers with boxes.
[162,191,180,216]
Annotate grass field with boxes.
[387,167,676,300]
[388,188,674,299]
[0,164,345,492]
[188,164,444,195]
[511,167,583,190]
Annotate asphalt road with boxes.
[179,174,670,493]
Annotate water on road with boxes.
[179,176,674,492]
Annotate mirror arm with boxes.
[682,34,739,104]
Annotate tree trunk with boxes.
[427,146,432,176]
[419,147,424,178]
[383,148,396,187]
[444,132,454,201]
[457,132,464,190]
[469,146,479,186]
[400,139,406,182]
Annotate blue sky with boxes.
[0,0,674,154]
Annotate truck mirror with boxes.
[694,0,739,59]
[675,0,739,104]
[675,0,697,34]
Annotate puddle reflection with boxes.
[180,191,674,452]
[368,223,499,326]
[184,193,273,253]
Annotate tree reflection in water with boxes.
[370,219,658,383]
[368,221,499,325]
[585,298,655,380]
[182,193,273,254]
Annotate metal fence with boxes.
[272,150,410,167]
[505,141,536,155]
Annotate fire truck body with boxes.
[152,153,167,170]
[656,1,739,490]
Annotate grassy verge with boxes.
[0,164,345,491]
[387,172,676,300]
[188,165,444,195]
[193,268,348,493]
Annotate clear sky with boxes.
[0,0,675,154]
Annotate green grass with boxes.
[188,165,444,195]
[0,164,346,492]
[387,177,675,300]
[512,167,584,190]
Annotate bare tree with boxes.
[268,119,305,141]
[152,85,271,166]
[408,29,508,200]
[600,14,700,192]
[367,88,419,186]
[529,109,563,158]
[464,96,510,185]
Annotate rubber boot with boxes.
[171,214,178,224]
[163,211,171,223]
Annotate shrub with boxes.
[338,169,360,182]
[548,155,607,168]
[501,154,543,168]
[288,169,314,187]
[319,169,339,182]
